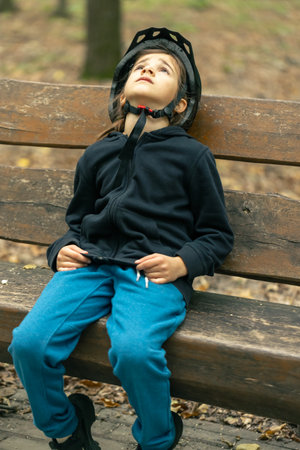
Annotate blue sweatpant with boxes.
[9,264,186,449]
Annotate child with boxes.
[9,27,234,450]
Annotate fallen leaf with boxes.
[198,403,209,414]
[97,398,120,408]
[193,276,210,291]
[241,416,252,426]
[236,444,260,450]
[264,423,287,435]
[0,387,17,398]
[224,416,240,426]
[291,433,300,443]
[259,422,288,440]
[53,70,66,81]
[181,410,200,419]
[220,437,234,448]
[18,407,32,415]
[171,405,181,413]
[77,379,102,395]
[17,158,30,168]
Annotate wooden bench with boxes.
[0,79,299,424]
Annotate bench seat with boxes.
[1,260,299,424]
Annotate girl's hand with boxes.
[56,245,91,271]
[135,253,188,284]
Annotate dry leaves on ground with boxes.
[63,376,133,412]
[1,363,299,443]
[171,397,300,443]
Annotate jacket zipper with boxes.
[106,157,133,258]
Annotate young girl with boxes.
[9,27,234,450]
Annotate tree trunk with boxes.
[53,0,70,18]
[0,0,17,12]
[82,0,121,79]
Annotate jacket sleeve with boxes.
[176,147,234,280]
[47,154,97,271]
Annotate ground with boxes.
[0,0,299,446]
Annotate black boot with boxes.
[136,411,183,449]
[49,393,101,450]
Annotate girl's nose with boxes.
[142,66,154,75]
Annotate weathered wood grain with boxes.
[0,261,299,423]
[0,166,299,285]
[0,166,72,243]
[191,95,300,165]
[220,191,300,284]
[1,79,299,165]
[0,79,110,148]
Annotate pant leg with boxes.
[107,266,186,450]
[8,265,113,438]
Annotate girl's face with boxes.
[122,52,186,112]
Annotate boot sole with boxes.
[169,412,183,449]
[136,412,183,449]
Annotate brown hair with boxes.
[97,48,187,140]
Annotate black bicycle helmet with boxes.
[109,26,202,130]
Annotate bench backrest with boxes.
[0,79,299,285]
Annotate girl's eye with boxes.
[160,67,169,74]
[134,65,144,71]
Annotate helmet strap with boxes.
[113,106,148,187]
[113,90,184,188]
[123,101,166,119]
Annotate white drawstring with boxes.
[136,269,149,288]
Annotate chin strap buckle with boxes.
[124,101,164,119]
[137,105,154,115]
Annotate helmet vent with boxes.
[153,31,160,37]
[169,33,178,42]
[137,34,145,43]
[184,43,191,54]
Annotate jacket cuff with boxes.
[176,244,207,280]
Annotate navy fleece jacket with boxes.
[47,126,234,303]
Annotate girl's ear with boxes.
[120,94,126,107]
[174,98,188,114]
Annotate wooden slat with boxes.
[220,191,300,284]
[0,261,299,424]
[0,79,110,148]
[0,79,299,165]
[0,165,299,285]
[190,95,300,165]
[0,166,72,243]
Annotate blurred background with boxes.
[0,0,299,303]
[1,0,299,98]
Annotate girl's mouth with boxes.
[137,77,153,84]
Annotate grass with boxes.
[124,0,214,10]
[4,0,298,38]
[122,0,299,47]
